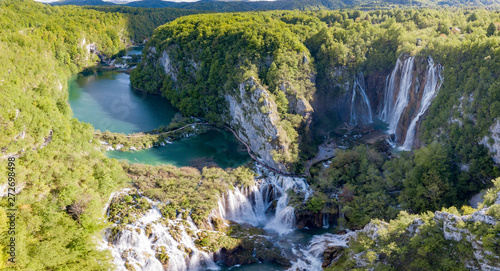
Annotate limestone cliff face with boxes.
[141,46,310,172]
[480,119,500,164]
[312,66,352,132]
[225,78,292,173]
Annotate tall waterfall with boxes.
[379,56,415,136]
[218,164,311,235]
[402,57,443,150]
[350,72,373,126]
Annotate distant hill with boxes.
[49,0,500,10]
[50,0,348,11]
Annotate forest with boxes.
[0,0,202,269]
[1,0,500,269]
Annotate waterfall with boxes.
[322,213,330,229]
[287,231,356,271]
[103,205,219,271]
[218,164,311,235]
[379,56,415,137]
[350,72,373,126]
[379,55,443,149]
[402,57,443,150]
[217,185,267,226]
[104,164,312,270]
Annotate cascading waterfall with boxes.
[350,72,373,126]
[103,204,219,271]
[379,55,444,149]
[104,164,313,270]
[402,57,443,150]
[218,164,311,235]
[217,185,267,226]
[379,56,415,136]
[288,231,356,271]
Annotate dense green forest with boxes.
[132,8,500,231]
[2,0,500,269]
[87,6,202,42]
[0,1,203,269]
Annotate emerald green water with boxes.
[68,47,250,169]
[68,71,177,134]
[107,129,250,169]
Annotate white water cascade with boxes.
[218,164,311,235]
[103,164,313,270]
[103,204,219,271]
[288,231,356,271]
[350,72,373,126]
[402,57,443,150]
[379,56,415,136]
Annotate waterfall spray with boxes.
[219,164,311,235]
[386,56,415,136]
[402,57,443,150]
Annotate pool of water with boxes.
[126,46,143,56]
[68,71,178,134]
[219,227,336,271]
[107,129,250,169]
[68,52,251,169]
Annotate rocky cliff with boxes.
[325,178,500,270]
[481,119,500,164]
[225,78,296,173]
[314,55,443,151]
[134,41,316,172]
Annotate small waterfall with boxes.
[402,57,443,150]
[217,185,266,226]
[288,231,356,271]
[322,214,330,229]
[350,72,373,126]
[103,205,219,271]
[218,164,311,235]
[379,58,402,122]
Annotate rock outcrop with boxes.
[331,187,500,270]
[225,78,294,173]
[480,119,500,164]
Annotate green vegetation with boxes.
[0,0,133,269]
[131,12,319,168]
[88,6,203,43]
[123,163,255,226]
[133,9,500,230]
[94,122,210,151]
[330,178,500,270]
[301,142,495,229]
[53,0,500,12]
[3,0,500,269]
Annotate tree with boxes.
[487,23,496,37]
